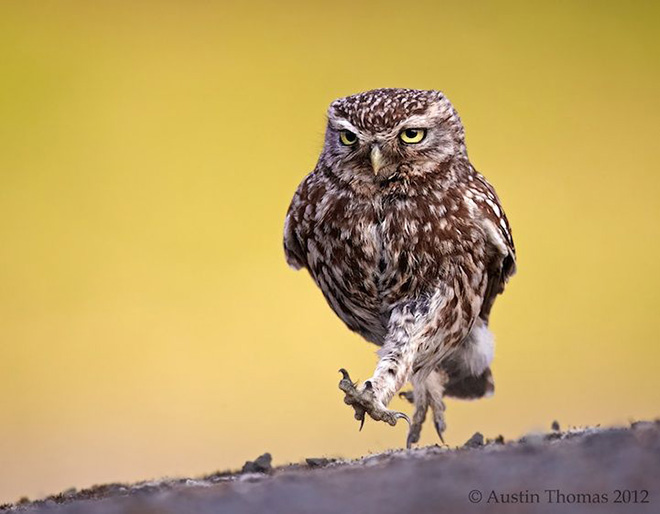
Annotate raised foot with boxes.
[338,369,410,430]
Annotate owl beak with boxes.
[370,145,384,175]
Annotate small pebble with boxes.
[464,432,484,448]
[242,453,273,474]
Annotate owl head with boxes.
[321,88,467,184]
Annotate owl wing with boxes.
[468,172,517,322]
[283,171,322,271]
[283,191,307,270]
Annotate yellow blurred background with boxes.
[1,0,659,503]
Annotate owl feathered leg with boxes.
[404,320,495,444]
[338,301,431,432]
[426,368,449,441]
[399,369,448,447]
[405,374,429,449]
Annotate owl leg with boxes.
[397,373,448,446]
[425,368,449,442]
[405,374,429,449]
[338,303,427,431]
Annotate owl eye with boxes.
[339,130,358,146]
[400,128,426,144]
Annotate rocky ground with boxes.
[3,421,659,514]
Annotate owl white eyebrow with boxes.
[396,103,446,130]
[396,116,431,130]
[330,119,360,133]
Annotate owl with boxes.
[283,88,516,448]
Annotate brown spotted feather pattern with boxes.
[284,88,516,444]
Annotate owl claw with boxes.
[338,368,351,381]
[434,419,447,444]
[394,411,411,426]
[338,369,410,431]
[406,426,421,450]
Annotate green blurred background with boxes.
[1,0,659,503]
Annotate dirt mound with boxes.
[5,421,659,513]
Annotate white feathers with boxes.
[485,198,501,217]
[456,320,495,376]
[483,219,509,256]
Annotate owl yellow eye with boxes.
[400,128,426,144]
[339,130,358,146]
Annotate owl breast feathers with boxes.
[283,88,516,446]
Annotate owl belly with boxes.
[309,187,488,350]
[309,236,388,345]
[311,214,435,346]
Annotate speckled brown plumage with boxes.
[284,88,516,447]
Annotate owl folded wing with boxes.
[466,172,517,322]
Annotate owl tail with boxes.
[443,367,494,400]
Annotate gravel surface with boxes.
[4,421,660,514]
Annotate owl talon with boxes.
[394,411,411,426]
[405,389,429,449]
[434,419,446,444]
[406,424,422,449]
[338,369,409,430]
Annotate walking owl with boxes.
[283,88,516,447]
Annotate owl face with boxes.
[321,88,466,184]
